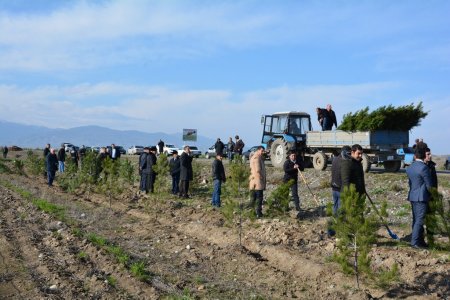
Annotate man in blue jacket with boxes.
[406,147,433,249]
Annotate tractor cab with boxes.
[261,112,312,167]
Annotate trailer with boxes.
[261,112,408,172]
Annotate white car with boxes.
[127,145,144,155]
[179,145,202,158]
[163,144,178,155]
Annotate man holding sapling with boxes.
[407,146,433,249]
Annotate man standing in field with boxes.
[169,150,181,195]
[2,146,8,159]
[340,144,366,196]
[227,137,235,160]
[46,148,58,187]
[283,150,303,211]
[331,145,352,215]
[179,145,193,198]
[407,146,433,249]
[211,152,226,208]
[249,146,266,218]
[234,135,245,156]
[57,144,66,173]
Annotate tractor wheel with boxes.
[383,161,401,172]
[362,153,371,173]
[270,139,289,168]
[312,152,327,171]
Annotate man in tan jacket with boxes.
[249,146,266,218]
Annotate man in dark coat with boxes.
[157,139,165,155]
[46,148,58,186]
[407,147,433,249]
[214,138,225,156]
[2,146,8,159]
[341,144,366,195]
[211,153,226,207]
[110,144,121,160]
[227,137,235,160]
[139,147,157,193]
[179,145,193,198]
[169,150,181,195]
[424,147,438,189]
[331,145,352,215]
[322,104,337,130]
[283,150,304,211]
[57,144,66,173]
[43,143,51,177]
[233,135,245,156]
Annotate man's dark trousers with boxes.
[411,201,428,247]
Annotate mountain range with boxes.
[0,120,215,151]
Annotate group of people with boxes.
[214,135,245,161]
[328,141,438,249]
[316,104,337,131]
[43,143,122,186]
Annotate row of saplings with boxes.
[14,151,450,290]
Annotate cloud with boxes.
[1,1,449,71]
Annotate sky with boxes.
[0,0,449,154]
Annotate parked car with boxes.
[63,143,75,152]
[90,146,100,153]
[8,145,23,151]
[180,145,202,158]
[397,147,414,168]
[242,146,260,162]
[106,145,126,155]
[163,144,178,155]
[445,156,450,170]
[127,145,144,155]
[205,145,228,159]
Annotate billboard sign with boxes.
[182,129,197,142]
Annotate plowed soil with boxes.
[0,154,449,299]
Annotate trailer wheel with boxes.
[312,152,327,171]
[383,161,401,172]
[362,153,371,173]
[270,139,289,168]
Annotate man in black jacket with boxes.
[139,146,158,193]
[179,146,193,198]
[211,153,226,207]
[341,144,365,195]
[169,150,181,195]
[283,150,304,211]
[214,138,225,156]
[46,148,58,186]
[331,145,352,215]
[57,144,66,173]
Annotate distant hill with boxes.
[0,120,215,152]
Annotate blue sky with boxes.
[1,0,449,153]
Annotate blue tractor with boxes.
[261,111,312,168]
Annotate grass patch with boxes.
[107,245,130,266]
[106,275,117,287]
[87,233,107,248]
[32,198,67,220]
[130,261,150,281]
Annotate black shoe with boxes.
[411,244,428,250]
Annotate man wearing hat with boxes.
[169,150,181,195]
[283,150,304,211]
[211,152,226,208]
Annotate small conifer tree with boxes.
[26,150,45,176]
[426,188,450,249]
[265,180,293,217]
[332,185,378,288]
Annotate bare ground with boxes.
[0,155,449,299]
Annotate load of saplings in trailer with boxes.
[338,102,428,131]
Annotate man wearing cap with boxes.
[211,152,226,208]
[179,145,193,198]
[169,150,181,195]
[283,150,303,211]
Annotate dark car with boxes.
[106,145,126,155]
[445,156,450,170]
[205,145,228,159]
[242,146,260,162]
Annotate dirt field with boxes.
[0,152,449,299]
